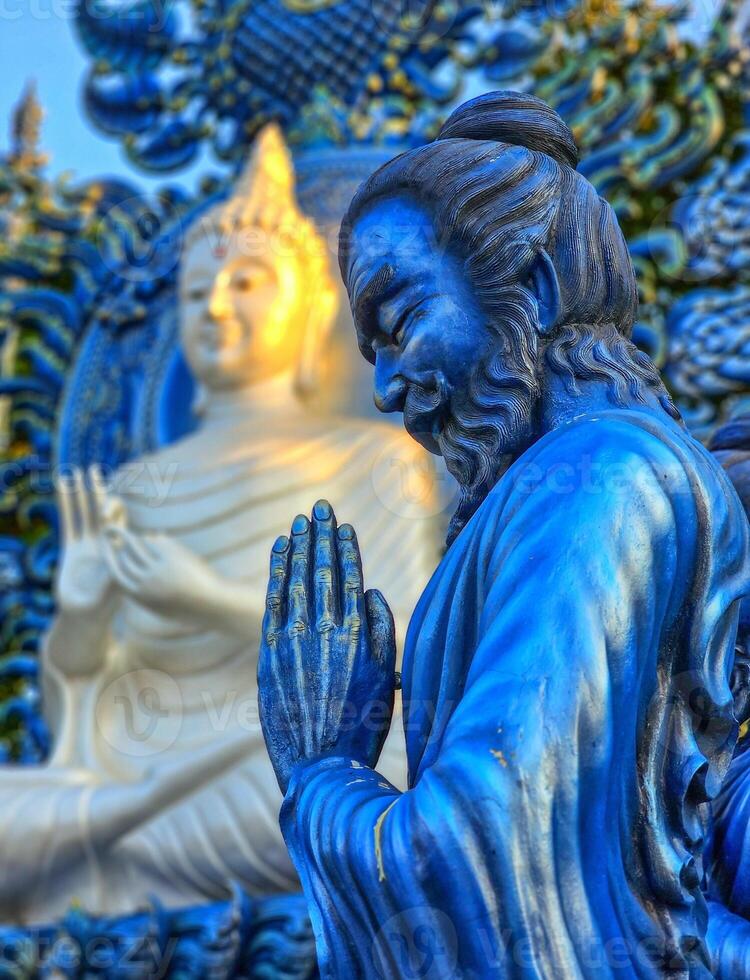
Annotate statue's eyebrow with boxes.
[350,261,396,338]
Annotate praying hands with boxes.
[258,499,397,794]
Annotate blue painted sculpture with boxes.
[258,92,750,977]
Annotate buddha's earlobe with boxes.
[527,249,561,336]
[294,280,340,399]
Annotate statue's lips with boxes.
[199,322,246,348]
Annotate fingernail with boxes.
[292,514,309,535]
[313,499,331,520]
[272,535,289,553]
[338,524,354,540]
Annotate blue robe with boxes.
[280,410,749,978]
[705,743,750,976]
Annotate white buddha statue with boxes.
[0,126,443,923]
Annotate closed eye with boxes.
[185,285,210,302]
[391,297,435,347]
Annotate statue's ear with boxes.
[527,249,561,336]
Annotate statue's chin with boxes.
[403,413,445,455]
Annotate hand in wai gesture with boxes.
[258,500,397,794]
[55,465,117,615]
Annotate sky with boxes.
[0,13,168,189]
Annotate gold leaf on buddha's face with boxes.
[177,124,337,393]
[179,229,305,391]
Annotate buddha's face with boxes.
[179,229,304,390]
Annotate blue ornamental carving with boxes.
[0,892,316,978]
[74,0,482,170]
[665,286,750,436]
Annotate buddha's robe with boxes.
[281,410,749,979]
[0,416,441,923]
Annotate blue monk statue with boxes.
[257,92,750,978]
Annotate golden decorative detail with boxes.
[281,0,344,11]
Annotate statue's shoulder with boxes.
[501,409,719,521]
[533,409,696,471]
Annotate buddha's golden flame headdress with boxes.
[183,124,338,398]
[216,123,300,234]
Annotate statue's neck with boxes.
[199,372,309,431]
[538,371,673,435]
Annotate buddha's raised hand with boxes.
[102,527,225,622]
[55,465,117,616]
[258,499,397,795]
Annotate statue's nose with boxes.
[208,281,230,321]
[374,375,407,414]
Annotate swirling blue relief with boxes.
[664,286,750,436]
[0,152,197,762]
[671,133,750,282]
[0,892,316,979]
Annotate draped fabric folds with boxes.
[281,410,749,979]
[706,743,750,976]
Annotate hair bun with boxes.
[438,90,579,169]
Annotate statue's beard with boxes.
[403,326,540,547]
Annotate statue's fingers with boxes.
[365,589,396,673]
[89,464,108,530]
[288,515,311,635]
[117,529,151,569]
[102,536,139,594]
[73,467,94,536]
[312,499,340,629]
[260,537,297,753]
[116,547,145,586]
[264,534,290,644]
[139,533,166,559]
[56,473,77,542]
[337,524,365,625]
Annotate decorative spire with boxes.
[9,80,46,168]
